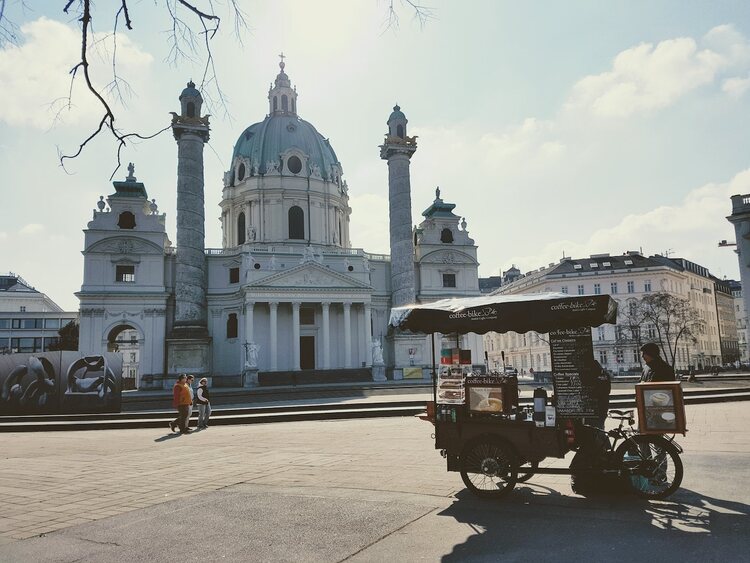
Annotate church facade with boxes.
[77,60,485,389]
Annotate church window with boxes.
[291,98,296,113]
[287,155,302,175]
[117,211,136,229]
[300,307,315,325]
[254,263,261,270]
[237,212,246,245]
[442,273,456,288]
[116,265,135,283]
[229,267,239,284]
[226,313,238,339]
[281,94,288,112]
[186,102,195,118]
[273,97,278,111]
[288,206,305,240]
[338,221,342,246]
[396,124,404,138]
[440,228,454,243]
[237,163,245,181]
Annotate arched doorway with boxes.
[107,325,141,390]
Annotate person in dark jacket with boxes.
[640,343,676,382]
[196,377,211,429]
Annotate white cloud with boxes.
[0,17,153,129]
[19,223,44,235]
[565,25,750,118]
[723,75,750,98]
[502,169,750,276]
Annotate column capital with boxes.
[321,301,331,309]
[269,301,279,307]
[343,301,352,308]
[291,301,302,309]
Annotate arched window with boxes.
[117,211,136,229]
[440,228,454,243]
[226,313,238,339]
[288,206,304,240]
[237,212,246,245]
[273,97,278,111]
[396,124,404,138]
[282,94,288,112]
[291,98,296,113]
[338,221,342,246]
[187,102,195,118]
[237,163,245,181]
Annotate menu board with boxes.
[437,365,466,404]
[549,327,598,418]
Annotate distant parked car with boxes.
[503,366,518,376]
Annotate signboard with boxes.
[635,382,686,435]
[403,367,423,380]
[0,352,122,415]
[549,328,598,418]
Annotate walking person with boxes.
[639,343,676,382]
[169,374,192,434]
[185,375,195,430]
[196,377,211,429]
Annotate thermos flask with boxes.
[533,387,547,427]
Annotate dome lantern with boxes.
[179,80,203,118]
[268,53,298,117]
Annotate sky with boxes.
[1,1,750,311]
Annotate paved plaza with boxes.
[0,402,748,562]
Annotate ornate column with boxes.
[292,301,301,371]
[343,301,352,369]
[322,301,331,369]
[363,303,372,367]
[269,301,278,371]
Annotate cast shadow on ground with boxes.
[154,432,183,443]
[438,485,749,562]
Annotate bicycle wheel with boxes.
[615,435,683,499]
[516,461,538,483]
[460,437,518,498]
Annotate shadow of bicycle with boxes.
[437,485,749,562]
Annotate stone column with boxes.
[292,301,301,371]
[269,301,278,371]
[244,300,255,343]
[343,301,352,369]
[363,303,372,367]
[322,301,331,369]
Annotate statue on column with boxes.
[245,342,260,368]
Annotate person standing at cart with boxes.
[639,343,675,382]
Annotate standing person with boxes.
[640,343,676,382]
[185,375,195,430]
[196,377,211,429]
[170,374,192,433]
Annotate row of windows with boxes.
[0,337,59,353]
[562,280,652,295]
[0,318,69,330]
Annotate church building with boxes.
[76,59,485,389]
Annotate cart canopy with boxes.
[389,293,618,335]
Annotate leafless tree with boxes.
[0,1,431,178]
[638,292,704,368]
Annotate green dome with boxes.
[388,104,406,122]
[231,115,340,179]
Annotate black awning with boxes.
[389,293,618,335]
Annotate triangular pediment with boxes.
[249,261,371,289]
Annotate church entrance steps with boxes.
[257,368,373,386]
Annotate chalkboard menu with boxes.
[549,327,598,418]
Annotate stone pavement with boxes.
[0,402,748,561]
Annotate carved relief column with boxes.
[292,301,301,371]
[322,302,331,369]
[343,301,352,369]
[269,301,278,371]
[363,303,372,367]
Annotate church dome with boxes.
[231,115,340,178]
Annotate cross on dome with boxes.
[268,55,297,116]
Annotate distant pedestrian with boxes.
[639,343,675,382]
[196,377,211,429]
[170,374,192,433]
[185,375,195,430]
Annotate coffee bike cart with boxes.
[389,293,685,500]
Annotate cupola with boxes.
[179,80,203,118]
[387,104,408,138]
[268,53,298,116]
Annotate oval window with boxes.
[237,163,245,181]
[287,156,302,175]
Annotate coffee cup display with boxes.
[649,391,670,407]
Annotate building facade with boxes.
[77,60,484,389]
[485,252,730,374]
[0,274,77,354]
